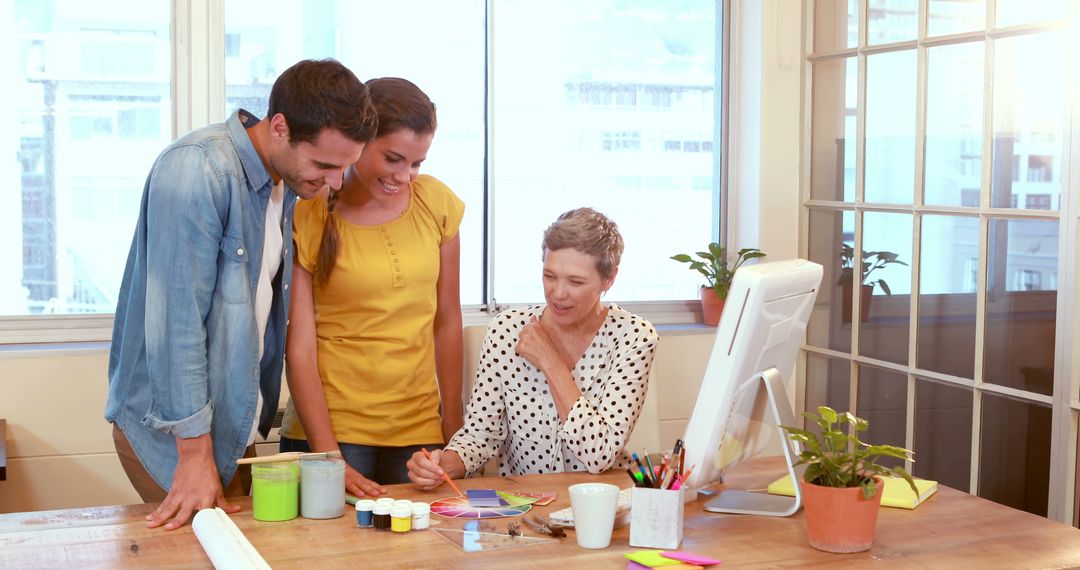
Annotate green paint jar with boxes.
[252,461,299,522]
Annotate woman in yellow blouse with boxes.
[280,77,464,497]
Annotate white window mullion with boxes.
[1047,0,1080,525]
[172,0,224,137]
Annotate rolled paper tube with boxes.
[192,507,271,570]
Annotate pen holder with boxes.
[629,486,684,549]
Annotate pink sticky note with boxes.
[627,562,653,570]
[661,551,723,566]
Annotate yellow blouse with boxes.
[281,175,464,446]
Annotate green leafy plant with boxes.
[780,406,918,499]
[838,244,908,295]
[670,244,765,300]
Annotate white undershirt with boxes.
[248,180,284,446]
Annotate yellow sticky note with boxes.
[624,550,686,567]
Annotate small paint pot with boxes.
[410,502,431,530]
[390,504,412,533]
[355,499,376,528]
[252,462,299,522]
[372,503,392,531]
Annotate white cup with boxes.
[568,482,620,549]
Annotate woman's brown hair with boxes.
[314,78,437,285]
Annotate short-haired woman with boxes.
[407,208,658,487]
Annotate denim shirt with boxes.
[106,110,296,490]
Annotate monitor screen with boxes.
[680,259,822,492]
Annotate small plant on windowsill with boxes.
[779,406,918,553]
[838,244,907,322]
[670,244,765,325]
[838,244,907,295]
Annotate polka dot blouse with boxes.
[446,304,659,477]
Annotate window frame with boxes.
[800,0,1080,523]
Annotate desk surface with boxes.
[2,457,1079,569]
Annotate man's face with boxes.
[267,115,365,199]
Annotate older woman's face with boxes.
[542,248,615,326]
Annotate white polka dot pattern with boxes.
[446,304,659,477]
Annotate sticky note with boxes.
[661,551,723,565]
[624,550,686,567]
[466,489,506,507]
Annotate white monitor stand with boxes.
[701,367,804,517]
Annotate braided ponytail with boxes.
[315,188,343,285]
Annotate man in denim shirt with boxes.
[106,59,378,530]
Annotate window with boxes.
[8,0,171,317]
[3,0,725,332]
[804,0,1074,521]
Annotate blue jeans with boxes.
[279,437,442,485]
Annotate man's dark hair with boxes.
[267,58,378,145]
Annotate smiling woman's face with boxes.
[351,128,434,202]
[541,247,614,327]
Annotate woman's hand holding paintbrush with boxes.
[406,448,467,495]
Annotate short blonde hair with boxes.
[541,208,624,280]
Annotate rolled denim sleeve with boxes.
[140,145,227,438]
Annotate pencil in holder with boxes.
[629,486,684,549]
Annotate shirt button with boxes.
[237,248,245,256]
[284,284,289,290]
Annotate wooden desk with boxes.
[2,457,1079,569]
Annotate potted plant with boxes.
[671,244,765,326]
[838,244,908,322]
[780,406,918,553]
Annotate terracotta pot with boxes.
[699,287,725,326]
[840,283,874,323]
[800,477,884,553]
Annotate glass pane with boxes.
[925,42,984,207]
[7,0,171,315]
[979,394,1050,516]
[918,215,978,378]
[865,49,916,204]
[858,212,913,364]
[996,0,1067,27]
[914,378,972,490]
[868,0,917,45]
[807,209,855,353]
[804,353,851,429]
[856,365,908,469]
[990,33,1066,211]
[814,0,858,53]
[810,57,857,202]
[984,219,1058,395]
[225,0,486,304]
[492,2,719,303]
[928,0,986,36]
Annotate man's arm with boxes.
[139,145,237,529]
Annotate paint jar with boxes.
[252,461,299,522]
[372,503,392,531]
[410,502,431,530]
[355,499,376,528]
[392,499,412,510]
[375,497,395,508]
[390,504,412,533]
[300,458,345,519]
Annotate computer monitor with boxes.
[680,258,822,516]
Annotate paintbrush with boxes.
[236,450,343,464]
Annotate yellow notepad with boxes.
[767,474,938,509]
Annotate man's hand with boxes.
[345,463,387,498]
[147,434,237,530]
